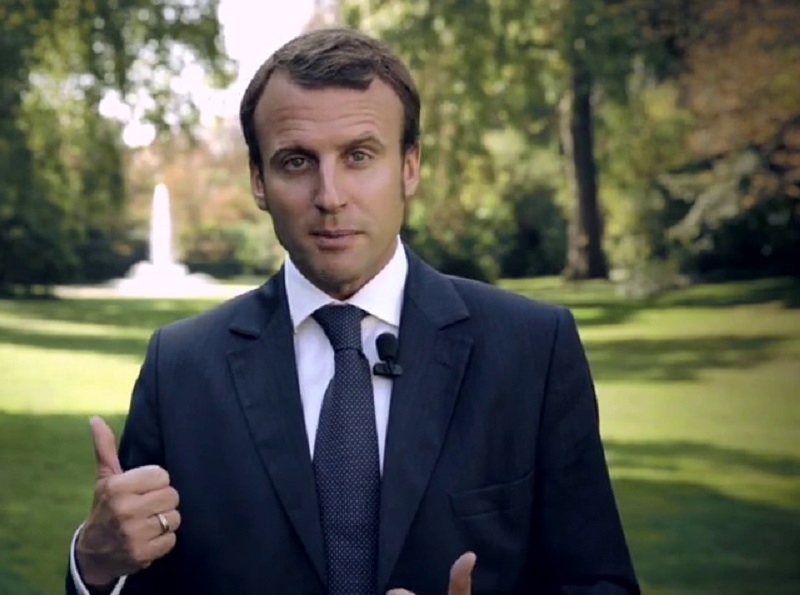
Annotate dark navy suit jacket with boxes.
[67,249,638,594]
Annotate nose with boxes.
[313,159,345,213]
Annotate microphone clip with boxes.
[373,332,403,378]
[373,360,403,378]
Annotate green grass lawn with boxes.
[1,277,799,594]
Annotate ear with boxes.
[402,144,421,199]
[249,160,269,212]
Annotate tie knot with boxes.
[313,305,366,352]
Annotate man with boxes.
[66,27,638,595]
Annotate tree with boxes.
[344,0,678,280]
[0,0,233,294]
[342,1,520,281]
[649,0,800,276]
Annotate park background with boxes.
[0,0,798,593]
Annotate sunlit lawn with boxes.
[1,277,799,594]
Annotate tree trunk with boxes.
[560,64,608,280]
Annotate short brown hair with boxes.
[239,27,420,170]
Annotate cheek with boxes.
[350,165,404,201]
[264,181,310,215]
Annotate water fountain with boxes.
[55,182,255,299]
[113,183,216,297]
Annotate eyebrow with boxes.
[268,133,387,166]
[268,145,315,168]
[341,133,385,152]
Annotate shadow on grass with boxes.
[606,440,800,594]
[2,277,797,338]
[0,297,226,360]
[656,277,800,310]
[0,568,39,595]
[584,335,784,382]
[607,440,800,478]
[0,326,150,360]
[504,279,643,327]
[615,478,800,594]
[569,303,641,328]
[0,298,219,330]
[504,276,800,327]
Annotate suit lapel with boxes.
[226,272,327,587]
[377,252,473,592]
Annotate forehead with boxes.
[253,72,404,152]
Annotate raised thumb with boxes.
[90,416,122,478]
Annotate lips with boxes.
[311,229,360,249]
[312,229,357,238]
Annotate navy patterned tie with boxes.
[312,305,380,595]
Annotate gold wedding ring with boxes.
[156,512,170,535]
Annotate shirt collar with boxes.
[284,238,407,330]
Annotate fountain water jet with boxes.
[113,183,215,297]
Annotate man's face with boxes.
[250,71,420,300]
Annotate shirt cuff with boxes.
[69,522,127,595]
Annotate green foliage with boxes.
[345,0,535,281]
[3,0,794,292]
[183,220,285,278]
[596,78,693,290]
[0,1,233,294]
[661,148,800,277]
[343,0,798,285]
[487,133,568,277]
[343,0,684,281]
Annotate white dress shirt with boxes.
[70,238,408,594]
[287,238,406,469]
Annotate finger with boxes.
[149,531,177,560]
[137,486,180,515]
[131,531,177,567]
[147,509,182,540]
[90,416,122,478]
[112,465,171,495]
[448,552,477,595]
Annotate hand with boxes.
[387,551,476,595]
[75,416,181,587]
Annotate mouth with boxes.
[311,229,358,238]
[310,229,360,249]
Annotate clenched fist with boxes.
[75,416,181,587]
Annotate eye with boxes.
[349,149,372,164]
[283,156,309,171]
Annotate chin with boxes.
[307,263,357,293]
